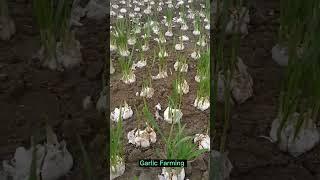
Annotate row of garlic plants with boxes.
[212,0,252,179]
[212,0,320,179]
[269,0,320,157]
[110,0,210,179]
[0,0,83,179]
[32,0,83,71]
[0,0,110,179]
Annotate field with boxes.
[1,0,320,180]
[110,0,210,179]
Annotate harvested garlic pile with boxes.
[127,126,157,148]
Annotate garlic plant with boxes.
[140,74,154,98]
[194,76,210,111]
[110,102,133,122]
[219,3,238,152]
[155,26,167,44]
[187,2,195,20]
[0,126,73,180]
[192,13,201,35]
[152,21,160,35]
[194,49,210,111]
[164,102,183,124]
[132,47,147,69]
[211,1,253,105]
[164,79,183,124]
[128,126,157,148]
[272,0,311,66]
[270,2,320,156]
[174,55,188,73]
[33,0,82,71]
[164,8,174,37]
[194,133,210,150]
[174,72,189,95]
[142,102,208,180]
[195,49,209,83]
[179,6,189,31]
[196,33,207,47]
[127,106,157,148]
[110,31,117,52]
[110,116,125,179]
[212,0,242,178]
[0,0,15,40]
[153,43,168,80]
[204,0,210,30]
[119,50,136,84]
[175,32,185,51]
[191,43,201,60]
[127,25,137,46]
[115,18,130,57]
[133,19,142,34]
[142,21,152,51]
[225,6,250,35]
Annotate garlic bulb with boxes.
[128,127,157,148]
[164,107,183,124]
[111,103,133,122]
[194,134,210,150]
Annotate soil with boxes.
[215,1,320,180]
[110,1,210,179]
[0,0,106,179]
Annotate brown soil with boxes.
[0,1,106,179]
[215,1,320,180]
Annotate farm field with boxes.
[110,0,210,179]
[0,0,320,180]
